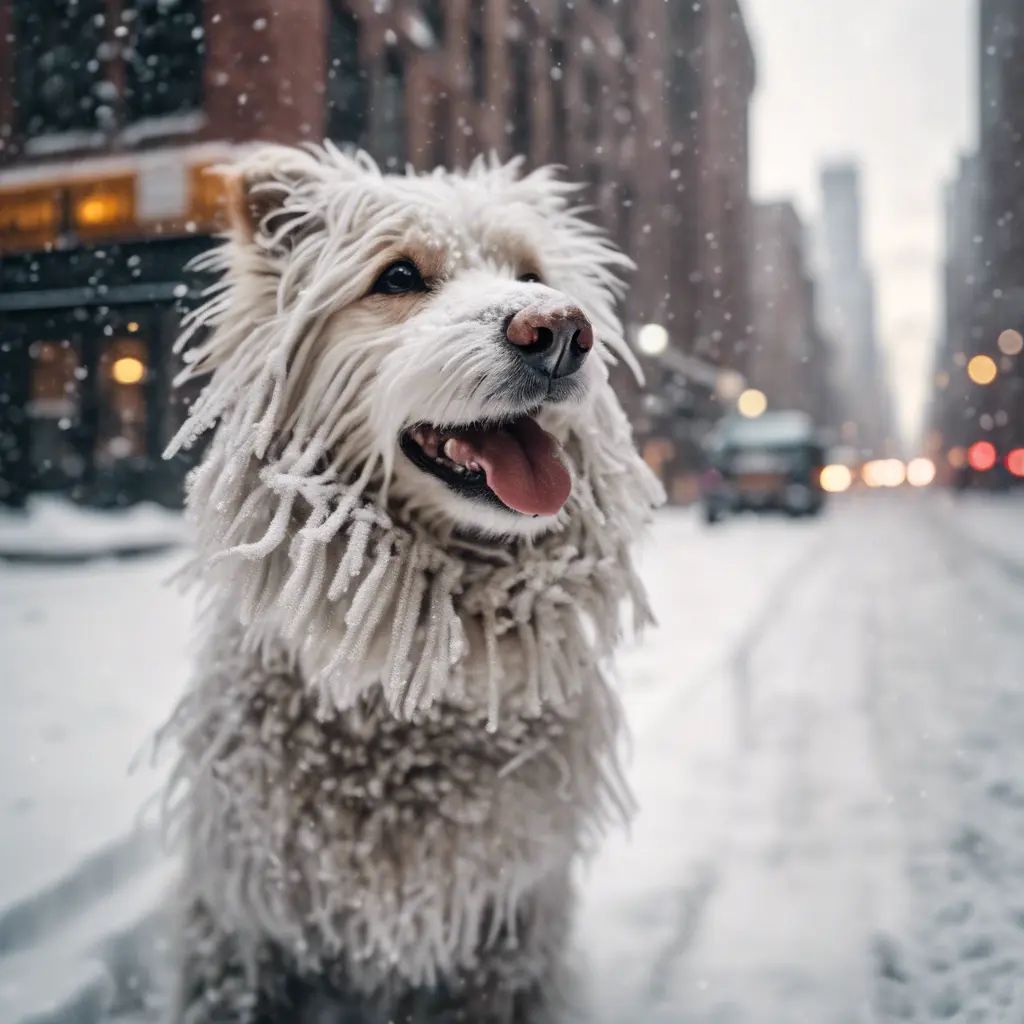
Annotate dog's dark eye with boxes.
[519,272,542,284]
[372,260,427,295]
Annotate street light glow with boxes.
[967,354,998,385]
[737,388,767,418]
[637,323,669,356]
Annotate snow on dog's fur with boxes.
[159,143,664,1023]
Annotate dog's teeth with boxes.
[466,459,481,473]
[443,439,459,462]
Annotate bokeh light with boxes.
[637,323,669,356]
[968,440,997,472]
[906,457,936,487]
[1007,448,1024,477]
[948,446,968,469]
[820,464,853,493]
[862,459,906,488]
[967,354,998,385]
[998,329,1024,356]
[110,356,145,385]
[737,388,767,418]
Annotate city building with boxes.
[928,0,1024,481]
[815,161,893,459]
[927,152,981,470]
[748,201,835,430]
[0,0,758,508]
[971,0,1024,461]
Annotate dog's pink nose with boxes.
[506,303,594,380]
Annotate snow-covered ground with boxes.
[4,493,1024,1022]
[0,497,188,561]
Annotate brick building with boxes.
[0,0,757,507]
[749,201,834,429]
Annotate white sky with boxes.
[741,0,974,447]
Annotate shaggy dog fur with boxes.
[158,143,664,1024]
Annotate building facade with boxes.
[0,0,757,508]
[748,201,834,430]
[928,0,1024,481]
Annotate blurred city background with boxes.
[0,0,1015,509]
[6,2,1024,1023]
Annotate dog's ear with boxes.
[223,145,327,251]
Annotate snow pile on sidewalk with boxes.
[0,497,188,561]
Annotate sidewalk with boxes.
[0,497,188,564]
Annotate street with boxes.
[4,492,1024,1022]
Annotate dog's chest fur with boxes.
[171,612,621,991]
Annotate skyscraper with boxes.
[816,161,893,457]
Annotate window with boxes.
[668,48,699,135]
[123,0,205,122]
[326,2,370,147]
[510,40,532,158]
[423,0,445,45]
[584,64,601,143]
[375,49,407,169]
[550,38,568,165]
[468,0,487,102]
[13,0,106,137]
[619,182,635,255]
[432,93,450,169]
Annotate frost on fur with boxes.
[159,143,665,1018]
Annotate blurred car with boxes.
[700,410,827,524]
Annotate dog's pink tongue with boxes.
[453,419,571,516]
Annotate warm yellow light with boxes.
[967,354,998,385]
[637,323,669,356]
[737,388,767,418]
[126,321,140,333]
[948,446,968,470]
[998,329,1024,356]
[76,195,121,227]
[111,356,145,385]
[906,457,936,487]
[820,464,853,493]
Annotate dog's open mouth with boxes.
[400,416,571,516]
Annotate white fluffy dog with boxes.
[159,143,663,1024]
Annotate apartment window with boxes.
[509,39,531,158]
[583,63,601,143]
[619,182,635,255]
[123,0,205,122]
[422,0,445,45]
[468,0,486,102]
[550,38,567,164]
[375,49,407,169]
[13,0,106,137]
[432,93,450,169]
[326,2,370,147]
[668,48,699,134]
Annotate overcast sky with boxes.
[741,0,974,446]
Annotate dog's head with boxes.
[176,143,645,539]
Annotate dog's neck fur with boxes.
[173,374,658,730]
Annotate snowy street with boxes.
[4,493,1024,1023]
